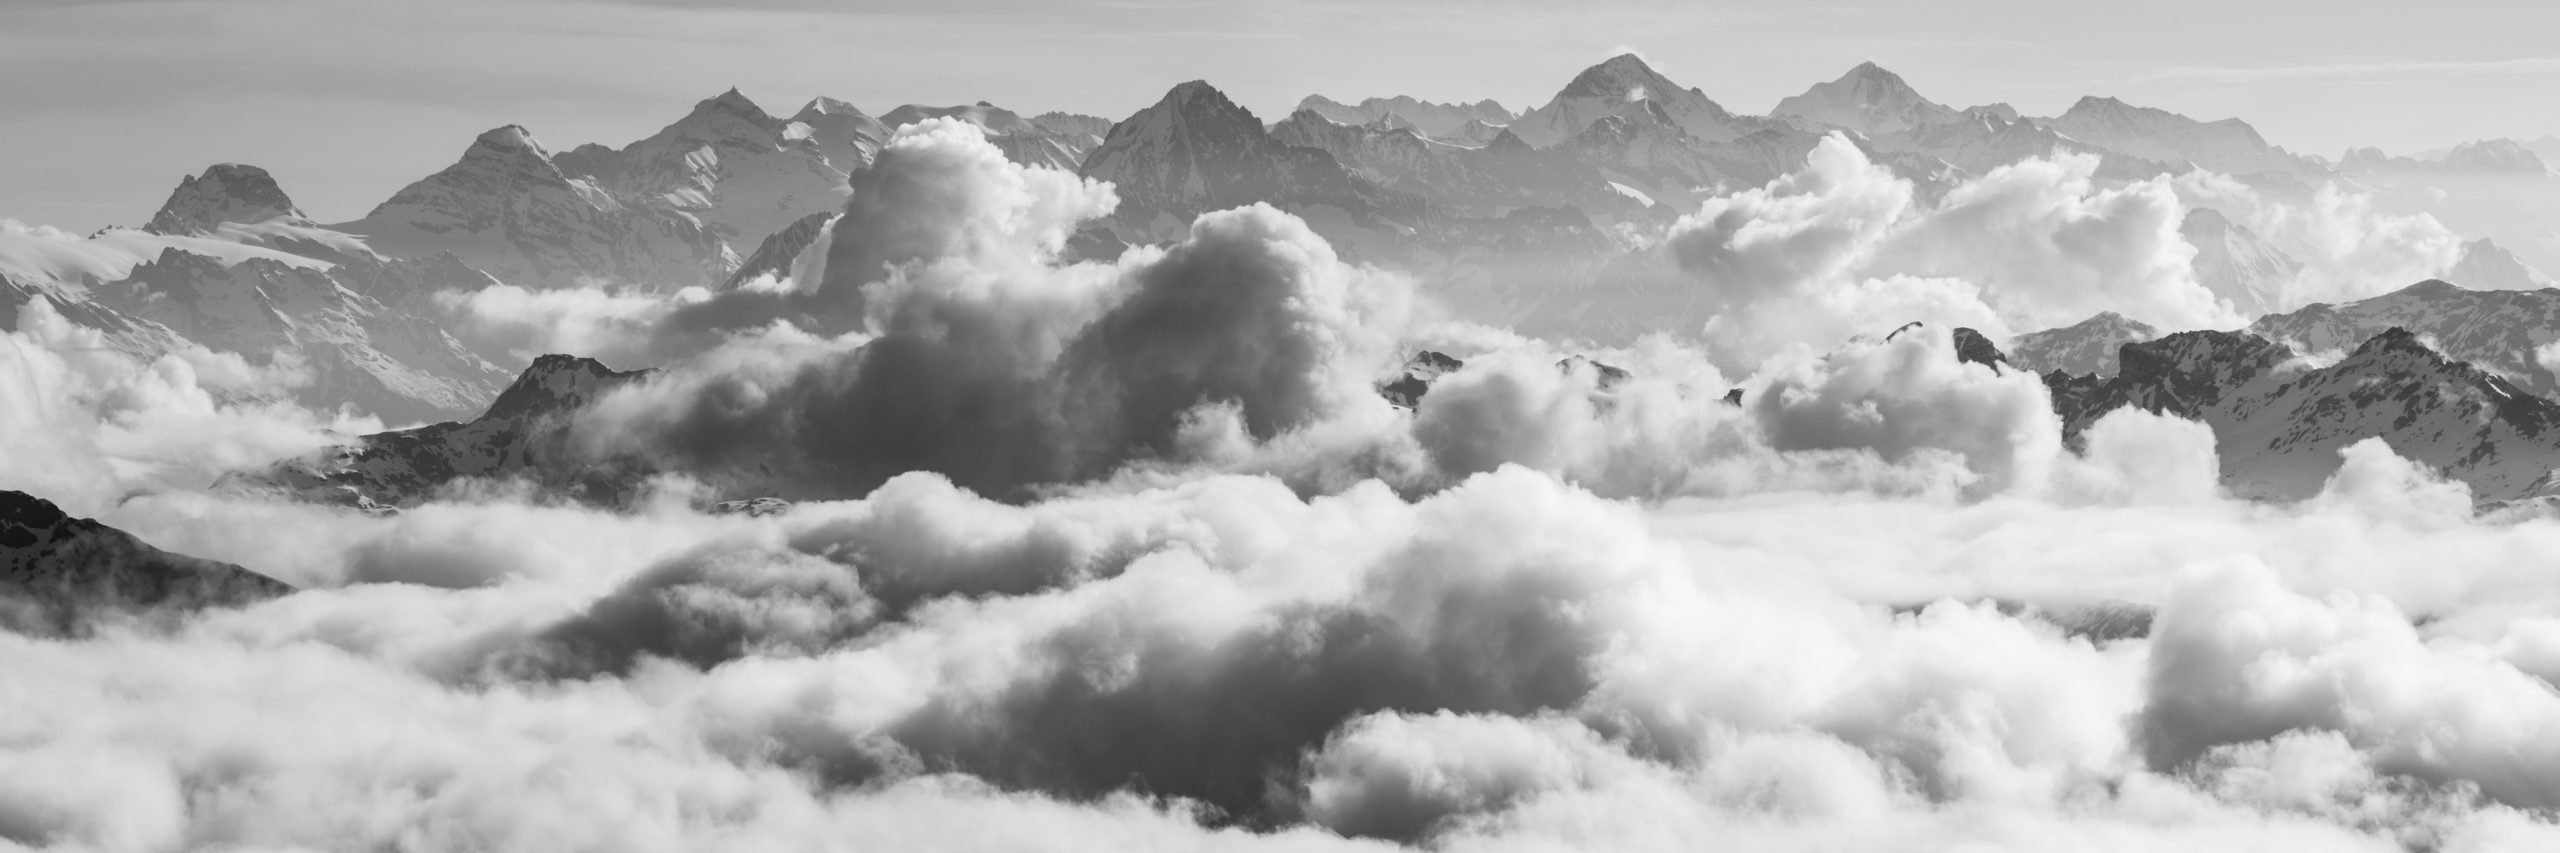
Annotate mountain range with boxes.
[7,55,2560,524]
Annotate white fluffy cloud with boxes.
[1662,136,2244,369]
[16,121,2560,853]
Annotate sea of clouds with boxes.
[4,119,2556,852]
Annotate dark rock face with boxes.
[1,491,292,635]
[2041,330,2294,448]
[1964,318,2560,503]
[221,355,660,510]
[1375,350,1630,410]
[143,163,304,235]
[1951,327,2010,373]
[1379,350,1464,410]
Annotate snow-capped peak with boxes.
[484,353,648,420]
[796,96,864,118]
[698,87,767,119]
[1508,53,1749,147]
[143,164,304,236]
[1772,61,1960,136]
[1558,53,1682,101]
[473,124,544,154]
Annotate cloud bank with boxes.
[15,121,2560,853]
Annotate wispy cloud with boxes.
[2130,56,2560,84]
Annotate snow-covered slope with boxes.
[142,164,305,236]
[1268,110,1639,219]
[1506,54,1764,147]
[1,489,291,635]
[2005,312,2160,376]
[94,249,511,423]
[2439,139,2552,175]
[1293,95,1514,139]
[0,224,330,292]
[562,89,852,249]
[791,97,892,171]
[2182,207,2301,317]
[2035,325,2560,502]
[2039,96,2323,179]
[883,102,1095,171]
[339,125,737,291]
[1772,62,1961,136]
[722,211,836,290]
[2443,238,2554,290]
[2249,278,2560,398]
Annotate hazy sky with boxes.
[4,0,2556,232]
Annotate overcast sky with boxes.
[5,0,2556,233]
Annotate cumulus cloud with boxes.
[1662,136,2242,369]
[2177,171,2469,309]
[0,298,367,513]
[18,107,2560,853]
[562,121,1413,501]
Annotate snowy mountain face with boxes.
[1293,95,1515,139]
[340,125,738,291]
[142,164,304,236]
[1864,111,2161,182]
[2029,325,2560,503]
[1964,103,2020,122]
[1081,81,1413,236]
[1505,54,1763,147]
[2249,278,2560,399]
[882,102,1097,171]
[2004,311,2160,376]
[2438,139,2551,175]
[1030,111,1116,144]
[2040,96,2321,179]
[2182,207,2301,317]
[722,211,837,290]
[2444,239,2554,290]
[1,489,291,636]
[561,89,852,250]
[1268,110,1645,221]
[222,354,659,510]
[95,248,510,423]
[791,97,892,172]
[1771,62,1961,137]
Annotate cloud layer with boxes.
[15,121,2560,853]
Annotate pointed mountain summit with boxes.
[143,164,304,236]
[1081,79,1395,227]
[1772,61,1961,136]
[2041,96,2314,178]
[2026,324,2560,503]
[793,96,891,170]
[566,88,851,247]
[2182,207,2300,318]
[2438,139,2550,175]
[2250,277,2560,399]
[2004,311,2160,376]
[222,354,662,510]
[340,124,736,290]
[1506,54,1755,147]
[2445,238,2554,290]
